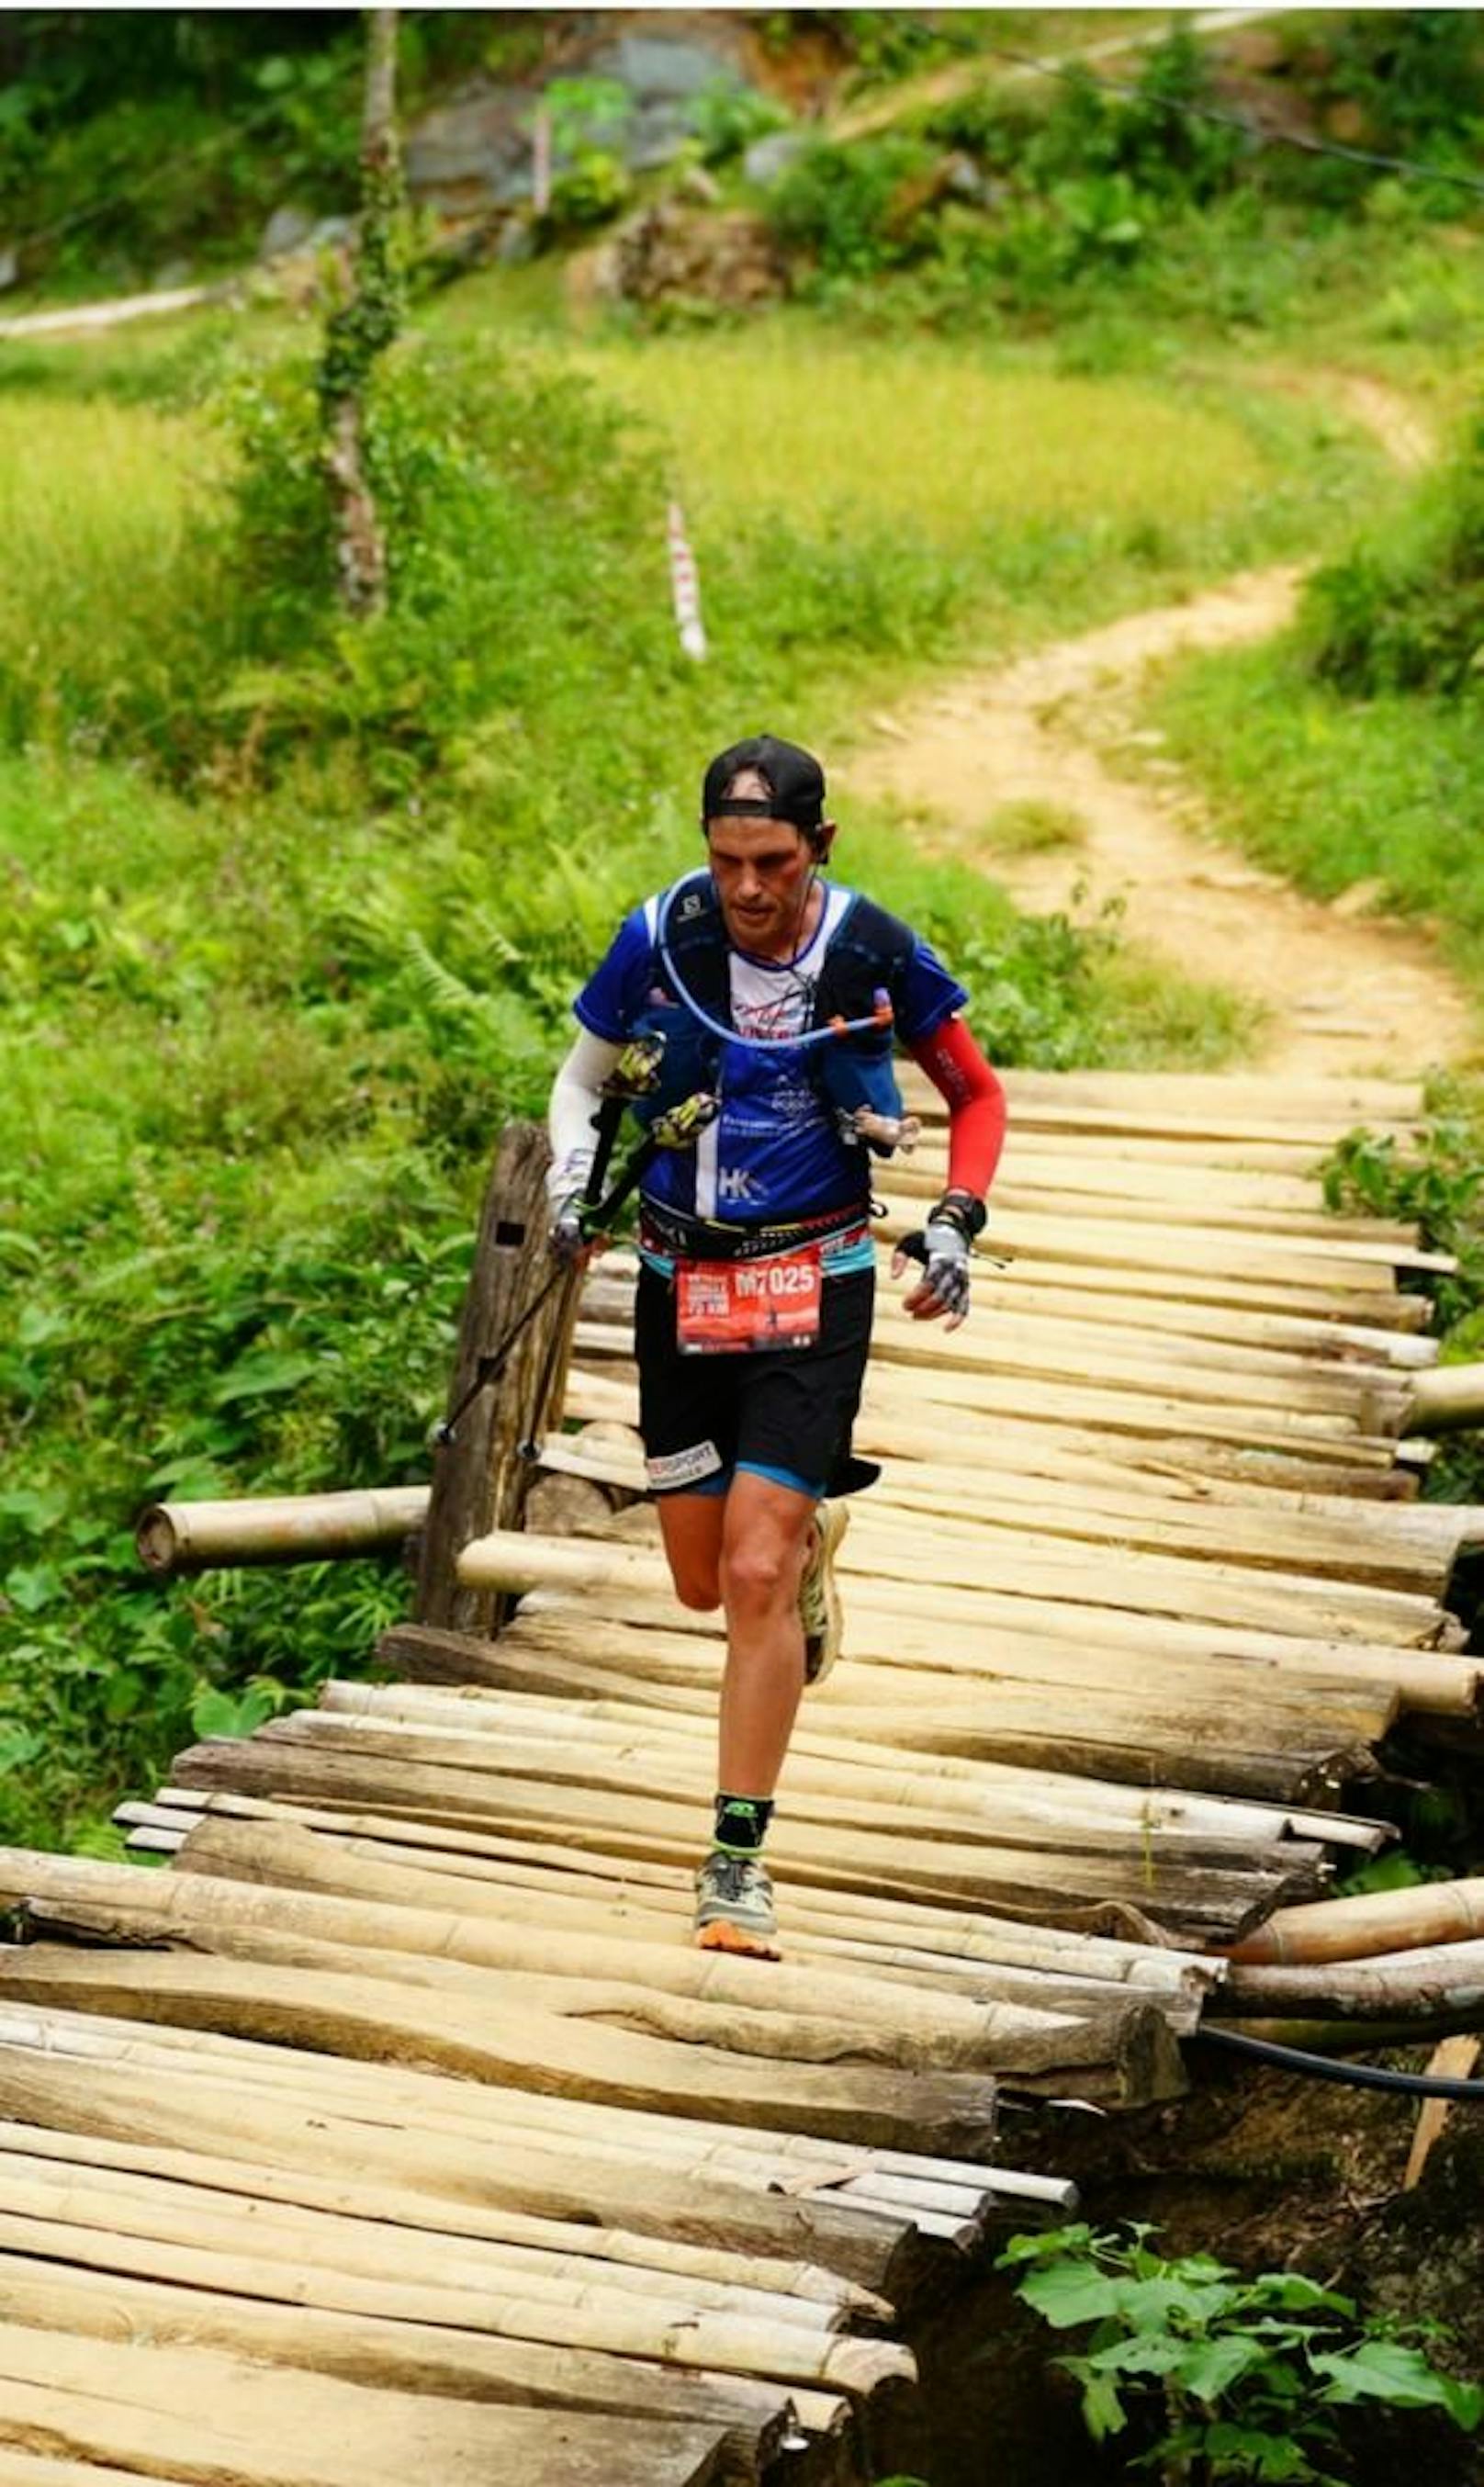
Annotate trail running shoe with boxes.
[693,1848,780,1959]
[800,1499,849,1688]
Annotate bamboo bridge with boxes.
[2,1065,1481,2485]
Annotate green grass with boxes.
[1148,638,1484,1023]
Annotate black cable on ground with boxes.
[1198,2023,1484,2100]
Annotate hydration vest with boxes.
[636,871,913,1140]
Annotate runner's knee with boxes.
[719,1533,797,1615]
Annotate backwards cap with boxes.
[701,734,826,834]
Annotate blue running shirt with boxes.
[574,880,967,1235]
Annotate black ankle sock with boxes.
[714,1793,774,1855]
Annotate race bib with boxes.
[676,1249,823,1355]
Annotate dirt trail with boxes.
[843,563,1478,1080]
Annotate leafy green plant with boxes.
[1321,1086,1484,1333]
[687,80,790,170]
[1000,2223,1483,2483]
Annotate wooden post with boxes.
[414,1123,579,1635]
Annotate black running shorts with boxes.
[635,1261,875,1501]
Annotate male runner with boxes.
[547,734,1005,1957]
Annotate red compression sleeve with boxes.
[909,1018,1006,1197]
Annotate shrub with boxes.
[765,133,946,279]
[1302,411,1484,699]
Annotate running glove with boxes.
[893,1189,985,1330]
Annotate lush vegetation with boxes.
[0,294,1305,1851]
[3,8,1481,1865]
[1000,2223,1483,2484]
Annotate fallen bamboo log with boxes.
[1231,1879,1484,1965]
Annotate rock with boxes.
[260,204,316,260]
[743,130,808,188]
[404,30,753,211]
[604,199,787,310]
[309,216,353,251]
[405,85,534,214]
[0,245,17,293]
[677,164,723,208]
[586,32,744,103]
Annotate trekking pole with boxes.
[433,1035,668,1451]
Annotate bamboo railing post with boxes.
[414,1123,578,1635]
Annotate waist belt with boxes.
[639,1200,871,1266]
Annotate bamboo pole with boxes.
[1405,1365,1484,1434]
[1222,1942,1484,2020]
[0,2118,880,2314]
[137,1488,427,1575]
[1231,1879,1484,1965]
[0,2323,736,2487]
[0,2254,801,2485]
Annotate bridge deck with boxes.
[0,1070,1478,2485]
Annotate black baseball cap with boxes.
[701,734,826,834]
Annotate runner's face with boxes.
[706,817,819,956]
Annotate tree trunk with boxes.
[320,9,402,618]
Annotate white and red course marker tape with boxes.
[667,500,708,662]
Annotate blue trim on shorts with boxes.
[736,1457,826,1501]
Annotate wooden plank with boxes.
[0,2324,732,2487]
[0,1941,1000,2158]
[0,2051,918,2297]
[0,2256,804,2481]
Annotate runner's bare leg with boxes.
[657,1473,815,1793]
[716,1471,814,1795]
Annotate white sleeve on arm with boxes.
[547,1028,623,1204]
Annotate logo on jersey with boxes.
[718,1166,762,1204]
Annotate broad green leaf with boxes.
[1017,2262,1126,2329]
[191,1688,251,1739]
[5,1561,62,1613]
[1086,2334,1190,2378]
[1312,2339,1483,2425]
[211,1350,320,1406]
[1175,2332,1265,2403]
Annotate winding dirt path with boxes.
[842,563,1478,1079]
